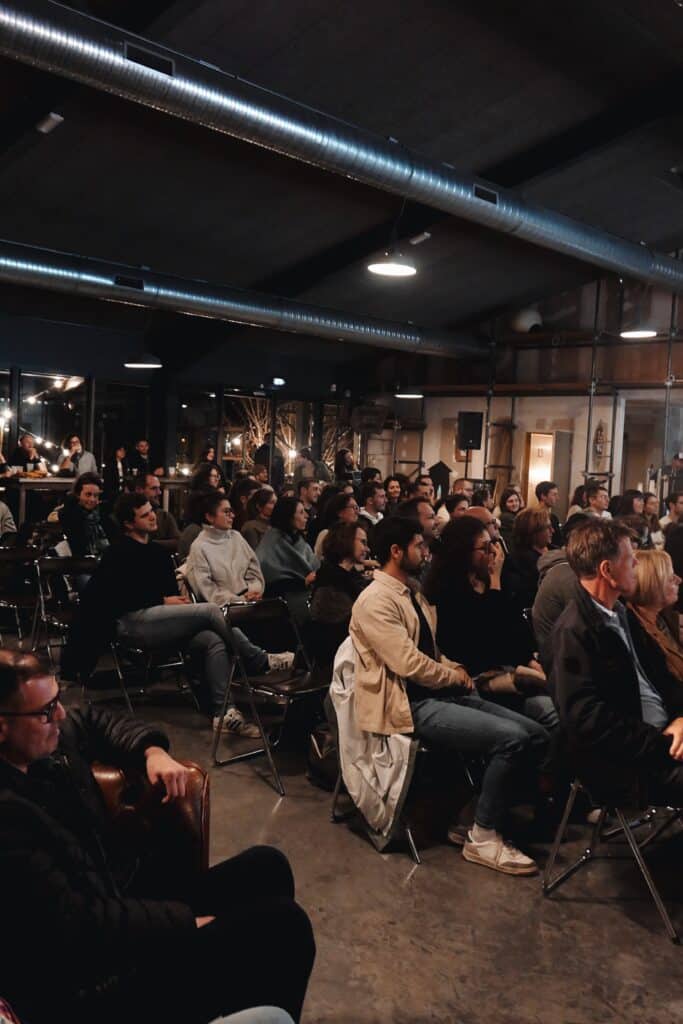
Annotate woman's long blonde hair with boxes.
[632,549,674,608]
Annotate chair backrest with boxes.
[225,597,312,670]
[0,547,38,565]
[37,555,100,576]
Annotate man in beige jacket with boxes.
[350,516,548,877]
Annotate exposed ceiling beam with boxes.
[0,238,484,357]
[1,1,682,295]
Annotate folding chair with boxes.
[108,640,201,715]
[0,546,39,643]
[31,555,99,670]
[211,597,326,796]
[543,778,681,942]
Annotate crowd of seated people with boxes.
[13,447,683,888]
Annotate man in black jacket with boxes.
[0,650,315,1024]
[552,518,683,804]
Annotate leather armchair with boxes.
[92,759,210,874]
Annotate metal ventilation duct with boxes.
[0,239,480,357]
[0,1,682,290]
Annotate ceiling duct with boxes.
[0,239,480,357]
[0,2,682,290]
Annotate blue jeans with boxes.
[410,692,549,831]
[117,603,268,715]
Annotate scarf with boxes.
[629,603,683,683]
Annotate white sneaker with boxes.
[462,830,538,876]
[267,651,295,672]
[213,706,262,738]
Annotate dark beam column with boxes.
[8,366,19,454]
[84,376,96,456]
[149,370,178,474]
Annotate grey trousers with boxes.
[117,603,268,715]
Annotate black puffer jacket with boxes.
[0,706,196,1022]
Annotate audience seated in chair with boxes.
[349,516,549,876]
[531,513,590,672]
[57,472,117,557]
[0,499,17,543]
[423,516,558,731]
[134,473,180,552]
[383,475,405,515]
[0,650,315,1024]
[77,492,262,737]
[178,489,213,562]
[241,488,277,551]
[627,549,683,686]
[309,522,370,668]
[552,518,683,807]
[258,497,319,625]
[313,492,359,559]
[434,492,469,535]
[230,478,261,534]
[184,492,294,674]
[57,433,98,477]
[502,506,554,614]
[357,481,386,555]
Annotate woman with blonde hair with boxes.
[627,549,683,684]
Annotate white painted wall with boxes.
[422,393,626,501]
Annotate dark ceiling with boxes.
[2,0,683,394]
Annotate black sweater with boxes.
[434,585,533,676]
[85,536,178,621]
[0,706,194,1020]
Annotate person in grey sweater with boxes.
[532,513,590,672]
[184,491,294,672]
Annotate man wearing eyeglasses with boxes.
[0,650,315,1024]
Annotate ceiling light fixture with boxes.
[395,391,423,399]
[272,377,286,386]
[35,111,64,134]
[124,350,162,369]
[368,197,418,278]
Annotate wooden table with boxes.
[13,476,74,525]
[159,476,192,512]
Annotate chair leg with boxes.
[111,645,134,714]
[614,808,679,943]
[331,769,344,822]
[638,810,680,851]
[211,663,286,797]
[543,780,590,894]
[405,823,421,865]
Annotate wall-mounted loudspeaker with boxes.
[456,411,483,450]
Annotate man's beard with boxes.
[400,553,424,578]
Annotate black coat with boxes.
[0,706,195,1021]
[551,580,683,802]
[58,494,119,557]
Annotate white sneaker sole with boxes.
[462,844,538,876]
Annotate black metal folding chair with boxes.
[543,778,681,943]
[211,597,326,796]
[0,546,38,643]
[32,555,99,670]
[108,639,199,714]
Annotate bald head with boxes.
[464,504,499,541]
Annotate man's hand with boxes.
[451,666,474,691]
[663,717,683,761]
[144,746,189,803]
[245,590,262,602]
[305,571,316,586]
[164,595,190,605]
[196,916,215,928]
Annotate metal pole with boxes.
[663,257,679,490]
[269,396,277,482]
[608,389,618,495]
[483,324,497,477]
[8,365,19,455]
[583,280,602,479]
[85,376,95,458]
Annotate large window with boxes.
[94,380,150,469]
[176,388,218,473]
[19,372,86,469]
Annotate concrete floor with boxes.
[61,671,683,1024]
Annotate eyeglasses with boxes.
[0,694,62,723]
[473,542,493,554]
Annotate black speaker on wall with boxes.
[457,411,483,450]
